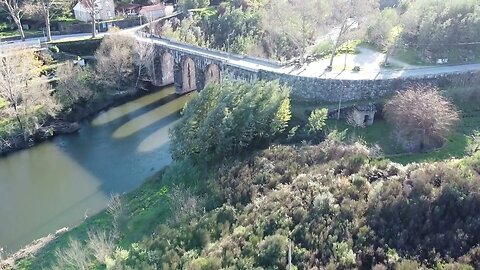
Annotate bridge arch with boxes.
[182,57,197,93]
[161,52,174,85]
[205,63,221,86]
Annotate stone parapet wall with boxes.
[258,70,480,102]
[145,33,480,102]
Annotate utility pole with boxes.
[288,241,292,270]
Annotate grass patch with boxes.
[322,98,479,164]
[392,47,429,66]
[0,30,43,39]
[291,87,479,165]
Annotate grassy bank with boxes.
[17,159,208,269]
[291,87,479,164]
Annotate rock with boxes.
[55,227,69,236]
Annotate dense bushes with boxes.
[109,138,480,269]
[43,125,480,269]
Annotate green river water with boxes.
[0,86,192,252]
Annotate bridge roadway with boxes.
[4,15,480,81]
[136,31,480,80]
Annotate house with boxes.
[116,3,142,16]
[139,4,168,21]
[73,0,115,22]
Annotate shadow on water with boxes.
[0,85,194,252]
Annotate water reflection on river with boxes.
[0,86,192,252]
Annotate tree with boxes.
[169,79,291,163]
[384,85,459,151]
[0,49,60,139]
[134,40,155,89]
[178,0,210,11]
[24,0,72,42]
[401,0,480,61]
[325,0,379,69]
[94,31,136,94]
[261,0,325,63]
[0,0,27,41]
[55,61,93,108]
[306,108,328,134]
[81,0,99,38]
[366,8,403,65]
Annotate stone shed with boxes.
[351,104,377,127]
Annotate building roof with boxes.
[116,3,142,12]
[353,104,377,112]
[140,4,166,13]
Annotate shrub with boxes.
[306,108,328,135]
[384,85,459,151]
[187,257,221,270]
[312,39,334,57]
[256,234,288,268]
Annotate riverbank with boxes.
[12,167,176,269]
[0,86,162,157]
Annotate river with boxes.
[0,86,192,252]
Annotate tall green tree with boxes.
[401,0,480,61]
[170,79,291,163]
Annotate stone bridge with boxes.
[136,30,480,103]
[149,43,261,95]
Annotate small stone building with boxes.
[351,104,376,127]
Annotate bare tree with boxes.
[55,238,91,270]
[384,85,460,151]
[0,49,60,139]
[134,40,155,89]
[80,0,98,38]
[107,193,123,239]
[0,0,27,41]
[87,230,115,264]
[325,0,378,69]
[24,0,72,41]
[94,32,136,94]
[167,185,204,225]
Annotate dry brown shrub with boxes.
[384,85,459,151]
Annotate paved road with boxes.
[137,32,480,80]
[4,21,479,80]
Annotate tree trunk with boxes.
[91,17,96,38]
[328,32,343,69]
[135,65,142,89]
[45,10,52,42]
[13,18,25,41]
[328,19,350,69]
[300,17,306,65]
[383,50,391,66]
